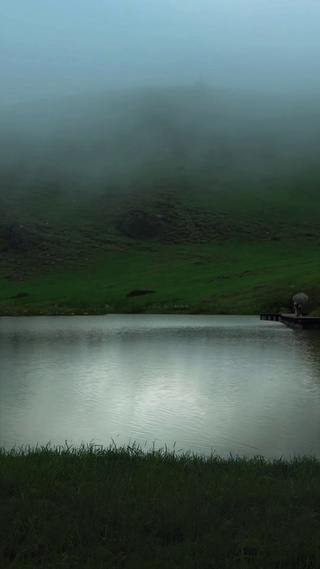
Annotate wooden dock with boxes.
[260,314,320,329]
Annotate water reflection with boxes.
[1,315,319,459]
[300,332,320,388]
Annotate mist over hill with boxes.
[0,85,319,315]
[1,2,320,318]
[1,84,320,195]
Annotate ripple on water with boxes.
[0,315,319,458]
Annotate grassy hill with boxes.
[0,85,319,315]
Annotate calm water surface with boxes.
[1,315,319,459]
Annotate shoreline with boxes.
[1,309,319,317]
[2,441,320,463]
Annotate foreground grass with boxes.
[1,443,320,568]
[1,241,320,316]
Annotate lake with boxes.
[1,315,319,459]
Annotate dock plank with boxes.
[260,313,320,329]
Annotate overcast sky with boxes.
[1,0,320,106]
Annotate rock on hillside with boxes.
[0,223,30,252]
[118,209,166,239]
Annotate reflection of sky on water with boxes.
[1,316,319,459]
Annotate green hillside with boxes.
[0,85,319,315]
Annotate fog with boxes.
[1,0,320,194]
[1,0,320,106]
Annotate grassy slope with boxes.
[1,242,320,316]
[1,444,320,569]
[0,87,319,315]
[1,182,319,316]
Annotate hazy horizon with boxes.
[1,0,320,194]
[1,0,320,107]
